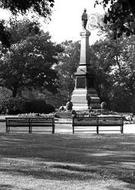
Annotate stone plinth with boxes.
[72,88,100,110]
[87,88,100,109]
[72,89,89,110]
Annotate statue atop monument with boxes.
[81,9,88,29]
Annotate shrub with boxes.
[0,97,26,114]
[0,98,55,114]
[24,99,55,114]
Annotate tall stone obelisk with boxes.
[71,9,100,111]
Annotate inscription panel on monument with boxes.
[76,77,85,88]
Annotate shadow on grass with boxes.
[0,184,33,190]
[0,184,14,190]
[107,183,135,190]
[0,133,135,184]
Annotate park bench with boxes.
[6,117,55,134]
[72,116,124,134]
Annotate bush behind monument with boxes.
[0,97,55,114]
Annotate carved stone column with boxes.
[71,29,100,111]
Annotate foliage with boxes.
[110,86,133,112]
[41,89,67,108]
[0,97,26,114]
[0,19,63,97]
[24,99,55,113]
[0,20,11,48]
[56,40,80,103]
[9,18,41,44]
[0,86,11,100]
[0,18,41,48]
[91,39,120,104]
[18,112,55,118]
[95,0,135,38]
[92,33,135,112]
[0,0,54,17]
[0,0,54,47]
[0,97,55,114]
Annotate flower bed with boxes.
[18,112,55,118]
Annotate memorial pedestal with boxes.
[71,29,100,111]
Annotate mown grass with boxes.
[0,132,135,189]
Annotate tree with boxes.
[91,31,135,112]
[0,0,54,47]
[0,20,63,97]
[55,40,80,103]
[0,18,41,48]
[0,0,54,17]
[9,18,41,44]
[95,0,135,38]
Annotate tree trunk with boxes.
[12,87,18,97]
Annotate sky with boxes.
[0,0,105,44]
[45,0,105,44]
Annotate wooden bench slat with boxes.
[72,116,124,134]
[6,117,55,134]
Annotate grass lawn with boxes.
[0,132,135,189]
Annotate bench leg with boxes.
[29,119,32,133]
[6,126,10,133]
[97,126,99,134]
[29,126,32,133]
[121,125,123,134]
[72,125,74,134]
[52,125,55,134]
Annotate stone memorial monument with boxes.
[71,9,100,111]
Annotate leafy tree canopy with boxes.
[95,0,135,38]
[0,19,63,97]
[0,18,41,48]
[0,0,54,17]
[0,0,54,47]
[92,32,135,112]
[56,40,80,100]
